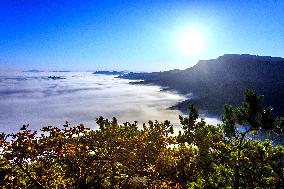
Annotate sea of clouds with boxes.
[0,71,192,133]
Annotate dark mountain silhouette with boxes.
[119,54,284,116]
[23,69,44,72]
[93,71,126,75]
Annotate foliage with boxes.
[222,89,284,188]
[0,90,283,188]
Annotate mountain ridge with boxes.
[119,54,284,116]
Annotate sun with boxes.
[176,28,206,56]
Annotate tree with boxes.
[222,89,284,188]
[0,89,283,188]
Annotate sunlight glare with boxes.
[176,28,206,56]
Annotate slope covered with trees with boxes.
[1,90,283,188]
[119,54,284,116]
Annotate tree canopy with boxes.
[0,90,283,188]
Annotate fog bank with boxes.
[0,72,190,133]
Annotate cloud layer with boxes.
[0,72,188,133]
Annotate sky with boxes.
[0,0,284,71]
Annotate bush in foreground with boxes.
[0,90,283,188]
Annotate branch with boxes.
[15,159,46,189]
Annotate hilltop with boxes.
[119,54,284,116]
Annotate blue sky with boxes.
[0,0,284,71]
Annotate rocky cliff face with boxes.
[120,54,284,116]
[194,54,284,82]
